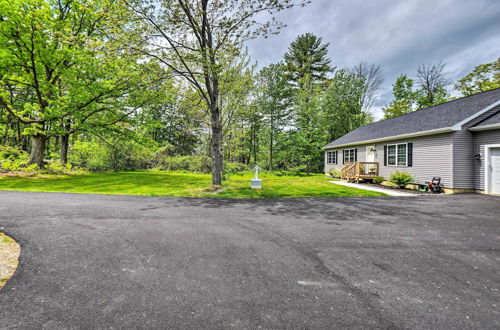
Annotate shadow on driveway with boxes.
[0,191,499,329]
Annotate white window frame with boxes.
[344,148,356,163]
[327,150,337,164]
[387,143,408,167]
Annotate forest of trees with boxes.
[1,0,499,185]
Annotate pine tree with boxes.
[283,33,333,88]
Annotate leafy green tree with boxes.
[254,63,292,170]
[455,58,500,96]
[0,0,143,166]
[284,33,333,88]
[281,33,333,172]
[137,82,204,156]
[126,0,308,186]
[291,75,325,172]
[220,51,256,167]
[321,69,367,142]
[383,74,418,119]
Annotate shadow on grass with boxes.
[0,172,211,196]
[0,171,387,199]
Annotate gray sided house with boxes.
[323,88,500,195]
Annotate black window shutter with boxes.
[354,149,358,161]
[335,150,338,164]
[383,145,387,166]
[342,150,344,164]
[407,143,413,167]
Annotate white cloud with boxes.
[245,0,500,119]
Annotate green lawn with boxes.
[0,171,386,198]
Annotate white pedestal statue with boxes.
[250,165,262,189]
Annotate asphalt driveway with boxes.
[0,192,499,329]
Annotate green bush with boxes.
[44,161,74,174]
[69,140,154,171]
[372,176,384,184]
[69,141,110,171]
[153,155,212,173]
[0,145,28,161]
[389,171,414,188]
[0,146,32,172]
[328,167,341,178]
[224,162,249,174]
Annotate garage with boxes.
[487,146,500,194]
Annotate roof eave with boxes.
[322,127,453,150]
[468,123,500,132]
[451,99,500,130]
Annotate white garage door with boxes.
[490,148,500,194]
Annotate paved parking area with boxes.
[0,191,499,329]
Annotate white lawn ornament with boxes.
[250,165,262,189]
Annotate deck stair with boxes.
[340,162,379,183]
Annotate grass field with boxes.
[0,171,386,198]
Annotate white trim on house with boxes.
[484,144,500,194]
[386,143,408,167]
[469,123,500,132]
[326,150,337,164]
[343,148,356,162]
[451,99,500,131]
[323,127,452,150]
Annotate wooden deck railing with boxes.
[341,162,379,182]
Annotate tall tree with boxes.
[416,62,449,108]
[292,74,325,173]
[352,61,384,112]
[125,0,307,186]
[383,74,418,119]
[282,33,332,172]
[138,80,204,156]
[254,63,292,171]
[455,58,500,96]
[322,69,367,142]
[283,33,333,88]
[0,0,142,166]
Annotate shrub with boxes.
[0,146,31,172]
[224,162,249,174]
[69,141,110,171]
[372,176,384,184]
[389,171,414,188]
[69,140,154,171]
[328,167,341,178]
[153,155,212,173]
[0,145,28,161]
[44,161,74,174]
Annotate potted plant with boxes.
[369,166,377,175]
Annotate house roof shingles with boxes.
[324,87,500,148]
[472,107,500,127]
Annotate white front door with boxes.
[490,148,500,194]
[366,146,375,162]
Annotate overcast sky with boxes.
[245,0,500,119]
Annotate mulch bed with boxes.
[0,232,20,289]
[361,182,429,195]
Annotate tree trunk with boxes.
[210,104,223,186]
[2,122,9,145]
[28,134,46,167]
[60,134,69,164]
[269,114,274,172]
[59,121,71,164]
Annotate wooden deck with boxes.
[340,162,379,183]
